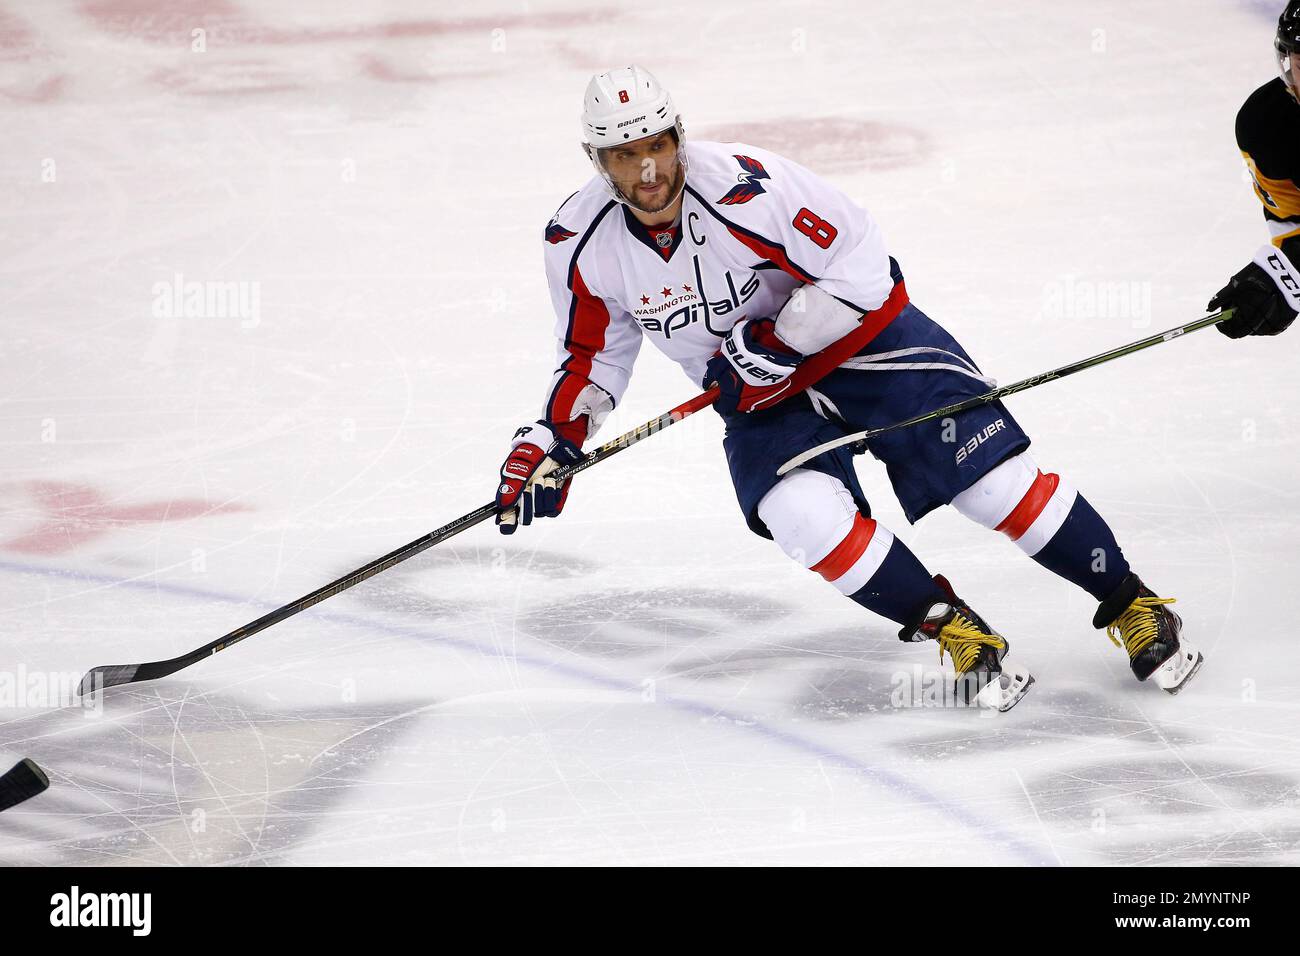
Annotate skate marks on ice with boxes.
[382,547,1300,866]
[1021,754,1300,866]
[0,693,434,866]
[355,544,803,662]
[793,676,1300,866]
[6,545,1290,865]
[369,546,925,684]
[516,588,795,661]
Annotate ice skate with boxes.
[1094,573,1203,694]
[899,575,1034,712]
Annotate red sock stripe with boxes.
[810,514,877,582]
[995,470,1060,542]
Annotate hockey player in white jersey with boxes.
[494,66,1202,711]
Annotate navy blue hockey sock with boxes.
[1029,492,1130,601]
[845,534,945,625]
[967,463,1133,602]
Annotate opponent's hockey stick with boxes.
[777,309,1233,476]
[77,388,720,697]
[0,758,49,812]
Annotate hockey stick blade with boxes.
[0,758,50,812]
[78,654,208,695]
[77,663,152,697]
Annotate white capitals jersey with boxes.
[540,140,897,440]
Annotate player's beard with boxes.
[621,159,685,215]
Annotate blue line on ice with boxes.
[0,556,1056,866]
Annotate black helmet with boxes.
[1280,0,1300,53]
[1278,0,1300,97]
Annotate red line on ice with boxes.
[1,480,249,555]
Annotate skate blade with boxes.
[973,666,1035,713]
[1153,641,1204,695]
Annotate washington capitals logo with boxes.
[545,220,577,244]
[716,155,770,205]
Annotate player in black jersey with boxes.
[1211,1,1300,335]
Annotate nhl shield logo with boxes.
[655,232,672,248]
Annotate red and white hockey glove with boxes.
[703,317,803,415]
[495,421,585,535]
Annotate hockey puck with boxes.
[0,758,50,812]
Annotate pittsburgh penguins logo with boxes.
[1252,173,1279,209]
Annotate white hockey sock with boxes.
[951,452,1078,556]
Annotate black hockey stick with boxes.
[777,309,1233,475]
[77,388,720,697]
[0,758,50,812]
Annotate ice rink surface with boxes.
[2,0,1298,866]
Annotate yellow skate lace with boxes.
[937,613,1006,675]
[1106,596,1177,659]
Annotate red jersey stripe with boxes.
[548,264,612,425]
[563,265,610,379]
[785,280,909,395]
[548,372,589,426]
[724,225,816,284]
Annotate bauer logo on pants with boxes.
[955,419,1006,464]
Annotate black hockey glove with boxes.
[1209,252,1299,339]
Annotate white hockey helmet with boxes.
[580,65,687,205]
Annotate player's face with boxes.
[1280,47,1300,95]
[598,132,683,214]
